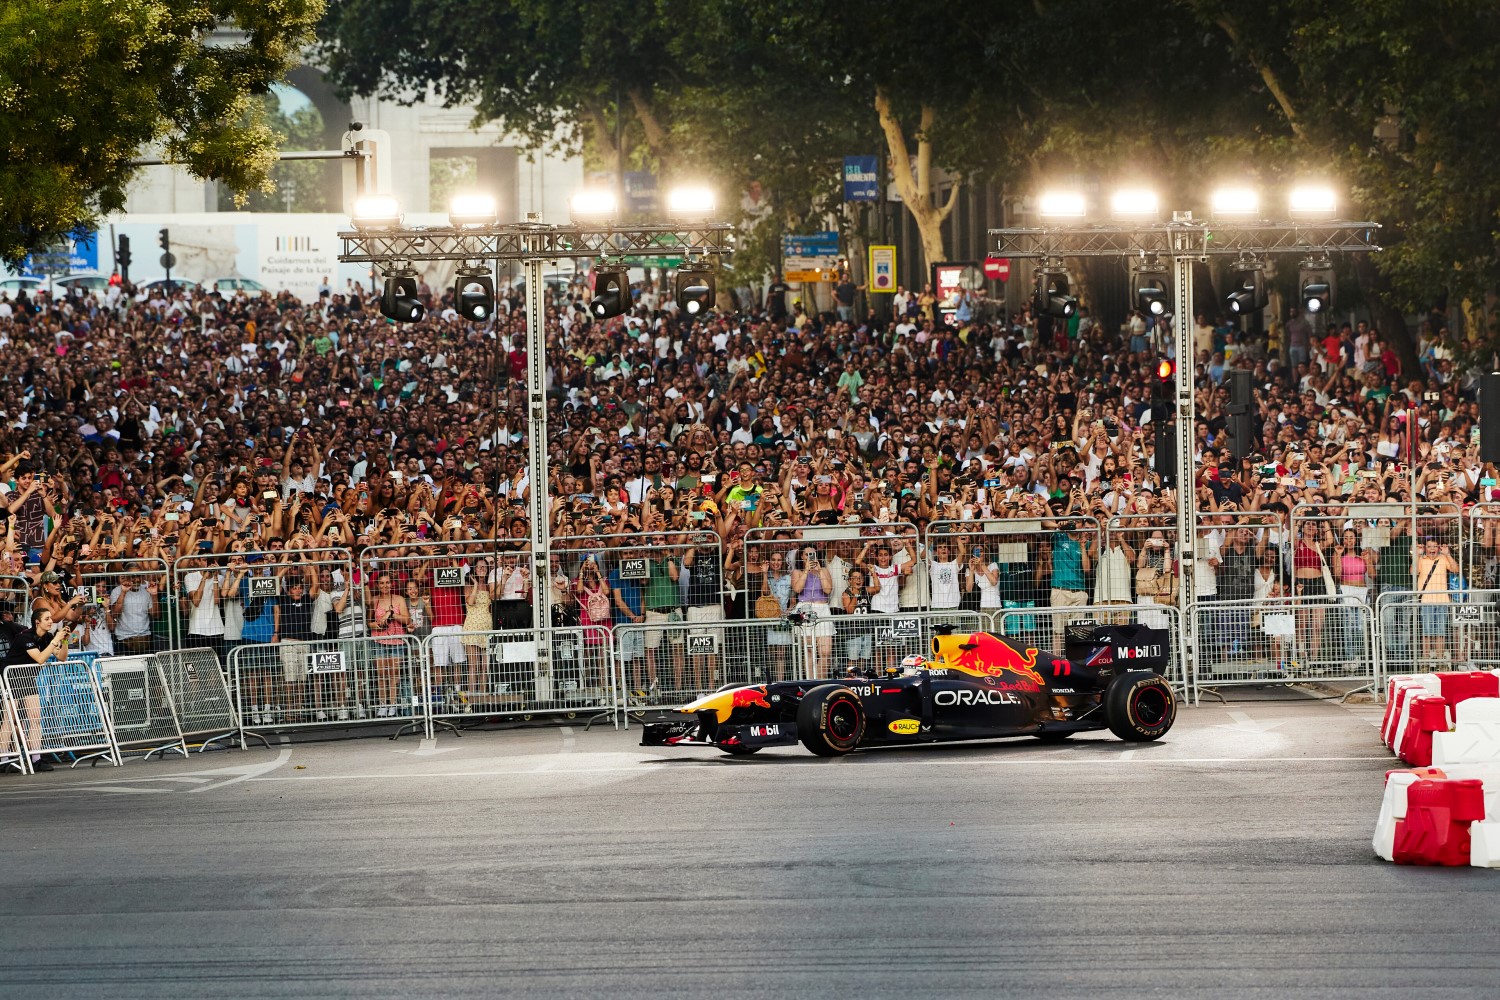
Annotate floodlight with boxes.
[1111,189,1160,221]
[667,186,717,219]
[352,195,402,230]
[449,193,498,227]
[454,267,495,322]
[590,263,630,319]
[1289,185,1338,219]
[1223,259,1267,316]
[570,189,619,222]
[675,261,716,316]
[1037,191,1087,219]
[380,268,424,323]
[1032,266,1077,318]
[1300,257,1335,314]
[1211,186,1261,219]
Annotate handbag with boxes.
[1135,566,1161,597]
[755,575,782,619]
[584,586,610,622]
[1316,547,1336,598]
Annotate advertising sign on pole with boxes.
[868,245,897,293]
[843,156,879,202]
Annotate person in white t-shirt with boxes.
[927,539,963,610]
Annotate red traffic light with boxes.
[1156,360,1174,380]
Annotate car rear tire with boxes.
[1105,670,1176,742]
[796,684,865,756]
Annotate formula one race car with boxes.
[640,622,1176,756]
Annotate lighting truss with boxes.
[989,221,1381,260]
[338,223,737,264]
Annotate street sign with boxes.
[983,256,1011,281]
[160,252,176,269]
[868,245,897,292]
[309,650,347,674]
[782,232,839,283]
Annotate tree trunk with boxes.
[626,87,669,158]
[584,100,618,167]
[874,88,960,273]
[1351,252,1420,379]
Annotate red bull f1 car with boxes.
[640,623,1176,757]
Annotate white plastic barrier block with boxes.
[1374,771,1424,862]
[1431,698,1500,766]
[1430,764,1500,819]
[1470,820,1500,868]
[1384,677,1431,747]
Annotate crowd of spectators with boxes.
[0,266,1492,697]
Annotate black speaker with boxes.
[1153,401,1178,486]
[1481,373,1500,463]
[1226,370,1254,459]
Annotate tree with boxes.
[1179,0,1500,374]
[0,0,325,268]
[218,90,331,213]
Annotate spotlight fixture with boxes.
[1037,190,1087,219]
[667,186,717,220]
[589,262,630,319]
[1132,258,1171,316]
[1032,264,1077,318]
[1300,257,1335,314]
[1110,188,1160,221]
[1211,186,1261,219]
[1288,185,1338,220]
[449,193,498,227]
[380,266,425,323]
[674,260,716,316]
[1223,259,1267,316]
[570,189,619,223]
[352,195,402,230]
[454,266,495,322]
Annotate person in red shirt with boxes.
[425,558,468,692]
[1321,330,1342,369]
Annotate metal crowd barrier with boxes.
[1,674,28,773]
[424,625,616,726]
[1,656,121,768]
[153,647,239,753]
[993,602,1188,698]
[228,635,429,741]
[929,516,1104,611]
[744,521,926,612]
[1374,587,1500,693]
[1193,595,1375,695]
[97,653,187,759]
[0,573,32,626]
[615,609,983,718]
[78,556,175,651]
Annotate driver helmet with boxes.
[899,654,927,675]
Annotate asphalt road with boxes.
[1,691,1497,999]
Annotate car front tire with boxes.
[796,684,865,756]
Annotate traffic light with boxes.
[1224,260,1266,316]
[675,261,715,317]
[158,228,170,253]
[116,235,132,281]
[1226,369,1254,460]
[453,268,494,322]
[589,264,630,319]
[1153,359,1177,486]
[380,270,425,323]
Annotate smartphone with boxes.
[263,491,278,501]
[690,511,707,521]
[165,512,180,522]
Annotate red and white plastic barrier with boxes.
[1376,680,1500,867]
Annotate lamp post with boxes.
[991,193,1380,699]
[340,200,733,715]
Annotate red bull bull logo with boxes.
[730,686,772,710]
[942,633,1045,689]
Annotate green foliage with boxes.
[219,89,331,212]
[0,0,324,267]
